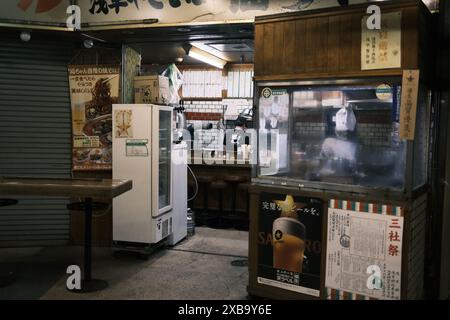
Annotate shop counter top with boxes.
[189,157,252,168]
[0,177,132,198]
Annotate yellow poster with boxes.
[68,65,120,171]
[361,12,402,71]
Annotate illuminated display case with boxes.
[254,78,431,197]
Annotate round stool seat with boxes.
[67,202,109,211]
[224,176,247,183]
[197,176,215,184]
[237,182,251,190]
[211,181,227,189]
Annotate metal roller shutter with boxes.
[0,39,73,247]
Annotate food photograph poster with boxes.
[68,65,120,171]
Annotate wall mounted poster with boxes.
[361,11,402,70]
[399,69,420,140]
[325,200,404,300]
[257,193,324,297]
[69,65,120,171]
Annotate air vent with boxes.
[162,219,169,238]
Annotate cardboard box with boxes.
[134,75,170,105]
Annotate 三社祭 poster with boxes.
[257,193,324,297]
[325,199,404,300]
[68,65,120,171]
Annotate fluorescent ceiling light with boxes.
[187,46,227,69]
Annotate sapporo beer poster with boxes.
[69,65,120,171]
[257,193,324,297]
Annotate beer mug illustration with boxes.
[272,217,306,273]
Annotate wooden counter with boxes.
[0,177,132,198]
[188,159,252,229]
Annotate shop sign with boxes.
[257,193,324,297]
[361,11,402,70]
[81,0,368,25]
[325,199,404,300]
[69,65,120,171]
[2,0,371,27]
[399,69,420,140]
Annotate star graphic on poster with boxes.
[274,230,283,241]
[275,195,307,218]
[407,75,415,82]
[117,123,131,137]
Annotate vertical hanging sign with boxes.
[399,69,420,140]
[68,65,120,171]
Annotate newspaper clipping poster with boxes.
[68,65,120,171]
[325,200,404,300]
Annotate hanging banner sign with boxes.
[1,0,370,27]
[0,0,68,24]
[69,65,120,171]
[399,69,420,140]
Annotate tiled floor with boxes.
[0,227,249,300]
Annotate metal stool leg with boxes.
[230,182,237,216]
[67,198,108,293]
[0,199,18,288]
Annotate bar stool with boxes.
[187,180,196,213]
[196,175,215,225]
[208,180,229,229]
[67,199,110,293]
[224,175,247,218]
[235,182,251,231]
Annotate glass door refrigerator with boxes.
[112,104,173,250]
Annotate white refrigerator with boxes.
[112,104,174,246]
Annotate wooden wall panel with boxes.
[401,7,420,70]
[273,21,285,74]
[327,15,340,73]
[254,0,430,81]
[294,19,307,74]
[338,14,354,72]
[282,21,296,75]
[350,13,363,71]
[254,24,264,74]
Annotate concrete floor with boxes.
[0,227,249,300]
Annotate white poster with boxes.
[325,200,404,300]
[361,11,402,71]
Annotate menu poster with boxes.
[361,11,402,70]
[69,65,120,171]
[399,70,420,140]
[325,200,404,300]
[257,193,324,298]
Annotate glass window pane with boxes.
[159,110,171,209]
[257,84,407,190]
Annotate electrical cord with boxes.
[187,164,198,202]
